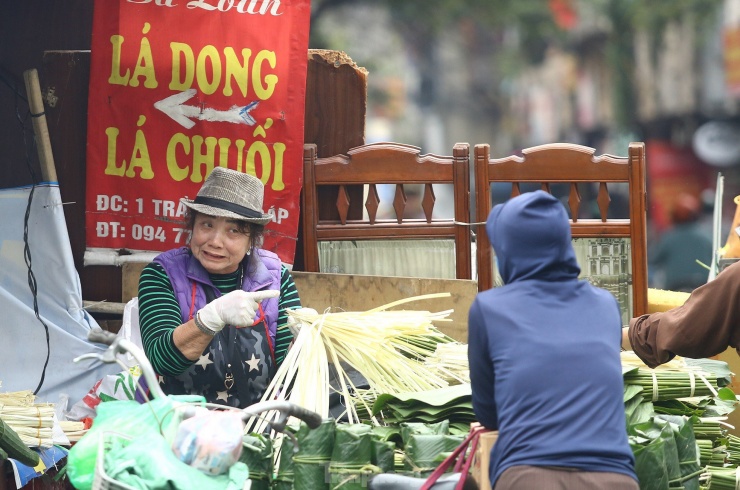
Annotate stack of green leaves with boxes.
[293,419,335,490]
[623,367,720,402]
[371,384,474,432]
[699,466,739,489]
[726,434,740,466]
[628,415,703,490]
[239,433,272,490]
[399,421,463,478]
[328,424,378,490]
[624,384,654,427]
[273,427,296,490]
[697,438,726,467]
[692,418,726,441]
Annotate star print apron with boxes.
[161,290,277,409]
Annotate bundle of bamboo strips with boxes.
[58,421,87,443]
[0,390,36,407]
[247,293,456,432]
[424,342,469,384]
[0,403,55,447]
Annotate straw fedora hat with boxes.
[181,167,273,225]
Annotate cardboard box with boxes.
[470,423,498,490]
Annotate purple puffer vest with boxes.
[153,246,281,344]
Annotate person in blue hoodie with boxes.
[468,190,638,489]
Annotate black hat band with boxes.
[193,196,265,220]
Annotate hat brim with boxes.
[180,198,272,225]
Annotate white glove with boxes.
[196,290,279,334]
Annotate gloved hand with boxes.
[196,289,279,334]
[286,307,319,336]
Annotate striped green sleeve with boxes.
[137,263,193,376]
[275,265,301,367]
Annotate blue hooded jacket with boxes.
[467,190,637,485]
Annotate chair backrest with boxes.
[302,142,472,279]
[474,142,648,317]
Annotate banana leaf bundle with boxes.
[697,438,726,467]
[623,367,720,402]
[328,424,378,490]
[273,427,297,490]
[699,466,740,490]
[293,419,335,490]
[692,418,726,440]
[726,434,740,466]
[239,433,273,490]
[629,415,702,490]
[372,384,474,428]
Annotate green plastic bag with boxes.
[66,394,205,490]
[102,431,249,489]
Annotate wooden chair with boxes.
[474,142,648,317]
[302,142,473,280]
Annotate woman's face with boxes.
[190,214,251,274]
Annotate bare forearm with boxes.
[621,326,631,351]
[172,319,216,360]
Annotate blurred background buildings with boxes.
[309,0,739,286]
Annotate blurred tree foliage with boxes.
[310,0,722,133]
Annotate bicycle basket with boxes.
[92,432,137,490]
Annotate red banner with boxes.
[85,0,311,265]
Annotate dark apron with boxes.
[161,285,277,408]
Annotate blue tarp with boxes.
[7,445,68,488]
[0,184,120,405]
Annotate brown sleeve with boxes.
[629,260,740,368]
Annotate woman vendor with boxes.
[138,167,301,408]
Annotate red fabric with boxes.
[549,0,578,30]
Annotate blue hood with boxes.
[486,190,580,284]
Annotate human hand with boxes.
[196,290,279,334]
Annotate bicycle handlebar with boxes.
[79,329,167,400]
[82,329,323,431]
[288,403,323,429]
[241,400,323,430]
[87,328,119,346]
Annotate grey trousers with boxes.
[494,465,639,490]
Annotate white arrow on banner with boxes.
[154,88,259,129]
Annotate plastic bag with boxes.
[171,409,245,475]
[66,394,204,490]
[102,431,249,490]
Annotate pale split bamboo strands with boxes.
[424,342,470,384]
[0,403,55,447]
[246,293,457,434]
[0,392,86,446]
[0,390,36,407]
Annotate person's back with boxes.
[468,190,637,489]
[650,193,712,292]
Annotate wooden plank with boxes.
[122,262,148,302]
[118,266,476,342]
[292,271,476,343]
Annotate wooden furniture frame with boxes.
[302,142,473,279]
[474,142,648,316]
